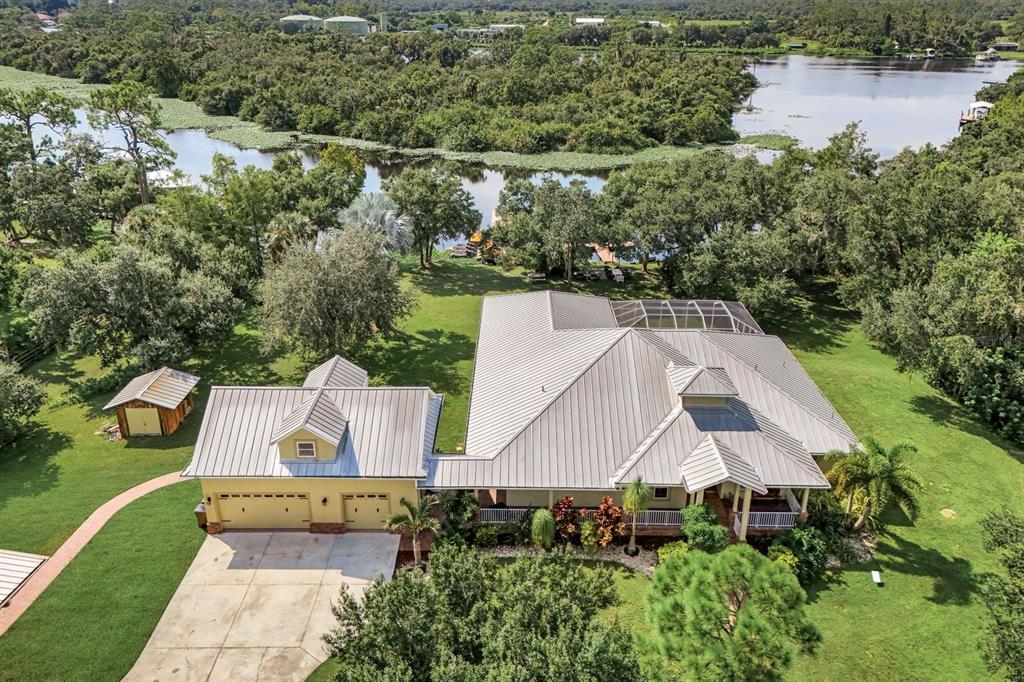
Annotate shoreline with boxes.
[0,65,792,171]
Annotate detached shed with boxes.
[104,367,200,437]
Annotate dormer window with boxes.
[296,441,317,459]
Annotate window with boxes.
[654,487,669,500]
[296,441,317,459]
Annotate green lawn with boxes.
[0,480,206,682]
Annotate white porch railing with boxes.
[476,508,684,527]
[783,488,802,513]
[732,511,799,534]
[477,507,530,524]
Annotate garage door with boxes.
[343,494,391,529]
[126,407,161,436]
[218,493,311,529]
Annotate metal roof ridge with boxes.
[726,400,831,481]
[696,331,854,439]
[134,366,169,401]
[205,385,434,391]
[468,327,631,461]
[610,402,686,484]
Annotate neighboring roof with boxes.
[270,387,348,445]
[424,291,852,491]
[324,15,368,22]
[104,367,200,410]
[280,14,321,21]
[970,101,994,108]
[303,355,369,388]
[0,549,46,607]
[667,364,738,397]
[183,386,440,479]
[679,435,768,494]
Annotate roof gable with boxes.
[303,355,368,388]
[270,387,348,445]
[103,367,200,410]
[667,364,738,397]
[680,434,767,494]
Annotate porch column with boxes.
[739,486,752,542]
[548,490,554,507]
[685,492,692,506]
[694,488,705,505]
[731,483,741,513]
[800,488,810,520]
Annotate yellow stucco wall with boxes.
[277,427,338,462]
[505,487,689,509]
[200,477,419,526]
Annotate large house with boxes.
[184,292,855,540]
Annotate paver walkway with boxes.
[0,471,186,635]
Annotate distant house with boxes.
[638,20,662,28]
[455,26,493,40]
[488,23,524,34]
[279,14,323,33]
[105,367,200,437]
[575,17,605,25]
[991,41,1020,52]
[324,15,370,36]
[431,22,449,32]
[184,294,855,542]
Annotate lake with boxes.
[51,55,1021,227]
[736,55,1022,158]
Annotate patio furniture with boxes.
[527,272,547,283]
[612,268,624,283]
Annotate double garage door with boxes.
[217,492,391,530]
[218,493,311,529]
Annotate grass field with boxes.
[0,481,205,682]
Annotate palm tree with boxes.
[828,448,872,517]
[337,192,412,253]
[266,211,317,263]
[385,495,441,565]
[623,477,653,555]
[829,438,923,531]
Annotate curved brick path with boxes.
[0,472,186,636]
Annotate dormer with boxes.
[270,388,347,462]
[666,363,738,407]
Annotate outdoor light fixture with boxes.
[206,496,211,504]
[322,497,328,507]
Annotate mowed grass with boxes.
[0,480,206,682]
[0,320,306,555]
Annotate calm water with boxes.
[736,55,1022,158]
[44,55,1020,229]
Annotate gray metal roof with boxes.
[103,367,200,410]
[0,549,46,606]
[667,364,738,397]
[270,387,348,445]
[424,291,851,491]
[303,355,369,388]
[183,386,440,479]
[679,435,768,494]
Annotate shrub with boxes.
[0,361,45,446]
[768,545,800,573]
[580,520,599,555]
[681,504,729,554]
[474,525,500,548]
[531,508,555,549]
[770,525,830,585]
[439,491,478,541]
[592,497,626,546]
[657,541,689,564]
[511,509,534,545]
[552,495,583,542]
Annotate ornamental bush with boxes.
[552,495,583,542]
[657,541,689,564]
[593,497,626,546]
[473,525,500,548]
[681,504,728,554]
[580,520,599,555]
[531,508,555,549]
[770,525,830,585]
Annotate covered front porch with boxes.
[473,484,813,542]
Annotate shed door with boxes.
[343,494,391,529]
[218,493,311,529]
[125,407,161,436]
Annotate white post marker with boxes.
[871,570,883,585]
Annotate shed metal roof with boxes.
[183,386,440,479]
[303,355,368,388]
[103,367,200,410]
[0,549,46,606]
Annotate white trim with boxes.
[295,441,317,459]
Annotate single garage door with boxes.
[125,407,161,435]
[343,494,391,530]
[218,493,311,529]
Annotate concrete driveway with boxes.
[124,532,399,682]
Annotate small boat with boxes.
[975,48,1001,63]
[959,100,993,127]
[924,48,936,59]
[906,52,922,60]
